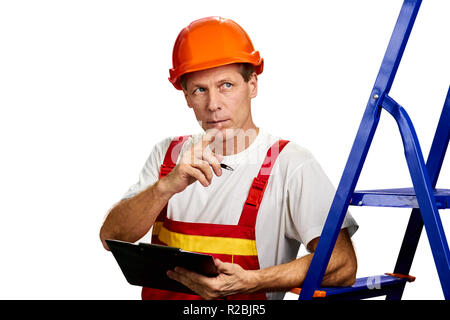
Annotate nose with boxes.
[206,89,221,112]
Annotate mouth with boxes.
[207,119,229,124]
[206,119,230,129]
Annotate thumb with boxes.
[214,258,233,274]
[214,258,223,267]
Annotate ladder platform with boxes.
[350,188,450,209]
[319,274,414,300]
[292,274,414,300]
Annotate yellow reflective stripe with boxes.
[152,221,163,235]
[157,226,257,256]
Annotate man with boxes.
[100,16,358,300]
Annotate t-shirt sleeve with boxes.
[121,136,174,200]
[285,158,358,250]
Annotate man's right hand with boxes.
[159,131,224,195]
[100,130,225,249]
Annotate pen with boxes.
[220,163,234,171]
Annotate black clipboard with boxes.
[106,239,218,294]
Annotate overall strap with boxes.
[238,139,290,228]
[153,135,191,231]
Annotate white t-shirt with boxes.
[122,128,358,300]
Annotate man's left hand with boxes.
[166,258,258,300]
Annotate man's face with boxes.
[183,63,258,139]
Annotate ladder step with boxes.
[299,274,415,300]
[350,188,450,209]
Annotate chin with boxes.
[204,126,237,140]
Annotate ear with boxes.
[248,72,258,99]
[183,90,193,109]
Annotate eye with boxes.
[193,87,205,94]
[222,82,232,89]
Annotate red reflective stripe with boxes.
[238,139,290,228]
[163,219,255,240]
[142,288,203,300]
[142,287,266,300]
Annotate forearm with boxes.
[99,178,174,250]
[251,253,313,293]
[252,232,357,293]
[253,251,355,293]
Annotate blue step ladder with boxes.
[298,0,450,300]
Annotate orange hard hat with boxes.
[169,16,264,90]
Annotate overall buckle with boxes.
[245,177,268,209]
[160,164,175,177]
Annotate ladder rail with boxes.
[387,86,450,299]
[427,87,450,187]
[386,208,423,300]
[382,94,450,299]
[372,0,422,95]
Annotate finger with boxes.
[214,260,234,274]
[208,139,224,163]
[214,259,230,273]
[176,267,219,289]
[188,139,213,167]
[175,267,204,281]
[167,269,193,290]
[192,130,217,155]
[202,148,222,177]
[214,258,223,268]
[191,160,213,185]
[215,153,224,163]
[198,130,223,158]
[168,267,211,294]
[203,128,221,146]
[188,130,220,165]
[186,165,210,187]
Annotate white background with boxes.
[0,0,449,300]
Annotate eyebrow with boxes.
[191,78,234,88]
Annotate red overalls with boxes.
[142,135,290,300]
